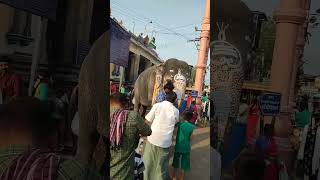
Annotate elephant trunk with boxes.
[173,77,187,107]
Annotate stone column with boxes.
[64,0,80,63]
[119,66,125,88]
[64,0,93,63]
[0,5,13,55]
[77,0,93,42]
[270,0,307,174]
[133,54,140,81]
[129,54,136,82]
[194,0,210,96]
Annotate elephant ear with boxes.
[151,63,165,105]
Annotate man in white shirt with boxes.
[143,91,179,180]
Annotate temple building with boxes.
[0,0,106,94]
[109,17,162,88]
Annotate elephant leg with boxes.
[76,96,102,166]
[76,31,107,169]
[134,100,139,113]
[76,117,99,165]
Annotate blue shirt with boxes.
[179,100,187,114]
[156,91,166,103]
[255,135,268,152]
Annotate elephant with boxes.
[211,0,251,160]
[76,31,108,171]
[133,58,191,116]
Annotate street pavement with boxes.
[169,127,210,180]
[139,127,210,179]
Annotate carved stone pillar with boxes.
[270,0,307,174]
[9,10,24,34]
[0,4,13,54]
[64,0,80,63]
[133,54,141,81]
[6,10,33,46]
[77,0,93,42]
[129,54,136,82]
[64,0,94,63]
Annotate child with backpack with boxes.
[172,112,196,180]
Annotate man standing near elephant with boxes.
[156,80,174,103]
[143,91,179,180]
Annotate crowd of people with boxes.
[0,97,102,179]
[110,80,200,180]
[211,92,320,180]
[110,79,210,125]
[0,58,104,179]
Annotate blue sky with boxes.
[111,0,209,84]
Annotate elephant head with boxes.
[133,58,190,115]
[160,59,190,105]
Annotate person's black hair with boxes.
[110,92,129,107]
[233,150,265,180]
[165,91,177,103]
[300,100,308,111]
[183,111,193,122]
[0,97,56,138]
[164,80,174,91]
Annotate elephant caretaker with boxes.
[110,93,152,180]
[0,58,21,103]
[0,97,101,179]
[156,80,174,103]
[143,91,180,180]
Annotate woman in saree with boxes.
[246,98,260,148]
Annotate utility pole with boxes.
[194,0,210,96]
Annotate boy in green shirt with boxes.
[172,112,195,180]
[295,102,311,128]
[34,74,49,101]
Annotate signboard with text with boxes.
[191,90,198,98]
[0,0,58,20]
[260,92,281,116]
